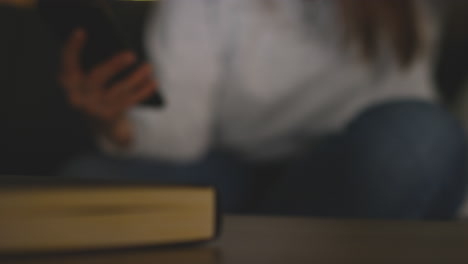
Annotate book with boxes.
[0,177,219,253]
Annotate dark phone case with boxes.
[37,0,163,107]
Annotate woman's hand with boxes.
[60,29,157,147]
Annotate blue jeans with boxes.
[61,101,468,220]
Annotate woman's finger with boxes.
[124,80,157,108]
[62,29,86,78]
[82,53,136,112]
[106,63,153,100]
[87,51,137,90]
[60,29,87,107]
[102,80,156,119]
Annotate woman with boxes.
[61,0,467,219]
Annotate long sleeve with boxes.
[100,0,222,162]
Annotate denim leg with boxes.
[60,152,256,214]
[260,100,468,220]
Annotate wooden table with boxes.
[3,216,468,264]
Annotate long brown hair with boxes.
[339,0,422,68]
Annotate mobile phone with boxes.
[37,0,163,107]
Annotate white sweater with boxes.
[103,0,439,162]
